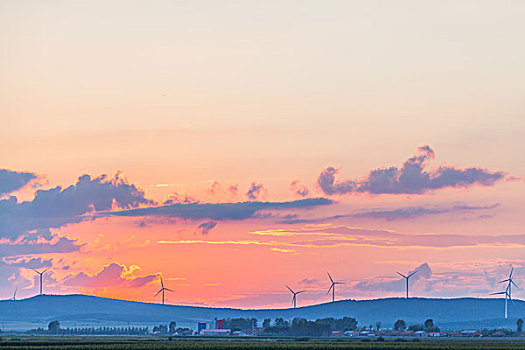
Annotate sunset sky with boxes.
[1,0,524,308]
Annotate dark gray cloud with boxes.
[110,198,333,221]
[0,169,38,195]
[289,180,310,197]
[0,172,154,240]
[246,182,267,200]
[197,221,218,234]
[318,145,504,195]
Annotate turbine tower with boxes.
[397,271,417,299]
[286,285,305,308]
[155,276,174,305]
[31,268,50,296]
[327,272,344,302]
[491,266,519,319]
[491,287,510,319]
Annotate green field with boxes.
[1,336,525,350]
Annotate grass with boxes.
[0,336,525,350]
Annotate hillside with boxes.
[1,295,524,331]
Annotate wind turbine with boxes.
[397,271,417,299]
[327,272,344,302]
[491,266,519,319]
[500,267,518,300]
[286,286,305,308]
[31,268,50,296]
[11,287,17,301]
[155,276,174,305]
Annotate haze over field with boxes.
[1,0,524,310]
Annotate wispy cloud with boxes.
[277,203,499,224]
[318,145,505,195]
[207,181,238,199]
[289,180,309,197]
[244,225,525,249]
[349,203,499,221]
[0,237,82,257]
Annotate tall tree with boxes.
[169,321,177,334]
[394,319,406,331]
[262,319,271,328]
[424,319,434,331]
[48,320,60,334]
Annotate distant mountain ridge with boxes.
[1,294,524,331]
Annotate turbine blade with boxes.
[31,268,40,274]
[155,290,162,297]
[490,291,506,295]
[397,272,407,279]
[327,272,334,283]
[327,284,333,294]
[164,288,174,292]
[499,279,510,283]
[42,267,51,274]
[511,280,519,289]
[296,290,306,294]
[335,282,345,285]
[160,276,164,288]
[408,271,417,278]
[509,267,514,279]
[286,285,294,293]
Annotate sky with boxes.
[1,0,524,308]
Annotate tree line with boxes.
[22,317,524,337]
[262,317,358,337]
[27,321,150,335]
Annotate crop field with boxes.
[0,336,525,350]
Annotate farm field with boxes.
[0,336,525,350]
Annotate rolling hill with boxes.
[1,294,524,331]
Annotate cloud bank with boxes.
[318,145,504,195]
[0,172,154,240]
